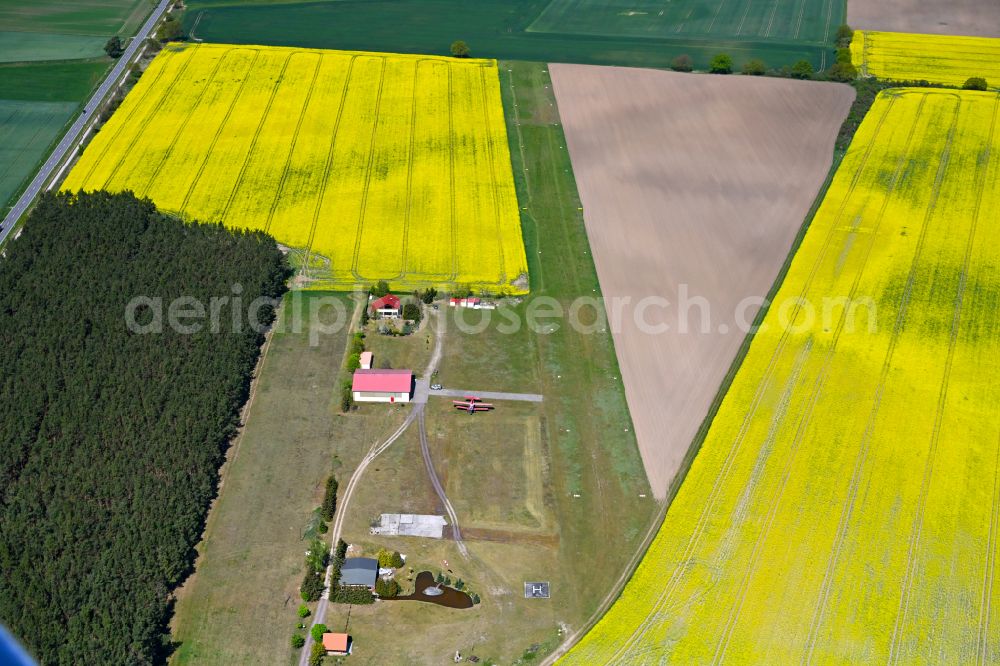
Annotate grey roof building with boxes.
[340,557,378,588]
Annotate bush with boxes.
[835,47,852,64]
[340,381,353,413]
[670,54,693,72]
[104,36,124,58]
[375,577,400,598]
[452,284,474,299]
[321,475,338,522]
[450,40,471,57]
[377,549,404,568]
[742,59,766,76]
[790,60,814,79]
[455,578,465,590]
[306,538,329,573]
[419,287,438,304]
[156,14,183,42]
[827,61,858,82]
[310,623,328,643]
[709,53,733,74]
[963,77,988,91]
[298,604,311,618]
[291,634,306,649]
[471,592,481,604]
[835,24,854,48]
[402,302,422,323]
[308,641,326,666]
[331,585,375,604]
[300,571,324,601]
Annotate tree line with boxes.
[0,191,289,664]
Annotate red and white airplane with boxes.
[452,396,494,414]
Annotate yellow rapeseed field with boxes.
[62,43,529,293]
[852,30,1000,88]
[563,89,1000,663]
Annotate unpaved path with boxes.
[300,310,445,665]
[550,65,855,498]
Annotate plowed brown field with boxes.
[550,65,854,497]
[847,0,1000,38]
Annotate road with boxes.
[299,310,446,666]
[0,0,174,240]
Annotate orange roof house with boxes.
[322,632,351,656]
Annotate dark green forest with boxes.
[0,192,289,664]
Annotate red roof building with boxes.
[322,632,351,655]
[352,369,413,403]
[370,294,401,317]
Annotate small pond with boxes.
[386,571,473,609]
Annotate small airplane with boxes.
[452,396,494,414]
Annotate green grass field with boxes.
[0,0,152,36]
[0,99,76,213]
[183,0,832,70]
[530,0,843,44]
[0,31,105,63]
[168,293,373,664]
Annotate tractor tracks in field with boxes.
[137,48,238,199]
[217,52,295,223]
[303,56,357,275]
[607,95,900,664]
[889,96,969,664]
[263,54,323,236]
[802,94,960,661]
[712,93,940,665]
[177,51,261,216]
[93,46,198,189]
[348,58,387,281]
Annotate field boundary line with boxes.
[710,96,938,664]
[397,59,422,281]
[90,47,199,190]
[479,65,509,286]
[889,94,976,664]
[607,94,901,664]
[978,97,1000,666]
[177,51,262,216]
[262,53,323,236]
[802,93,957,661]
[302,55,357,275]
[71,49,178,189]
[218,52,295,222]
[348,56,387,281]
[136,47,237,199]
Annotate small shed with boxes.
[359,351,373,370]
[340,557,378,589]
[322,632,351,656]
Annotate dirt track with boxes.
[847,0,1000,37]
[550,65,854,497]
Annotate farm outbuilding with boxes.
[340,557,378,589]
[370,294,401,318]
[322,632,351,656]
[352,369,413,403]
[359,351,373,369]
